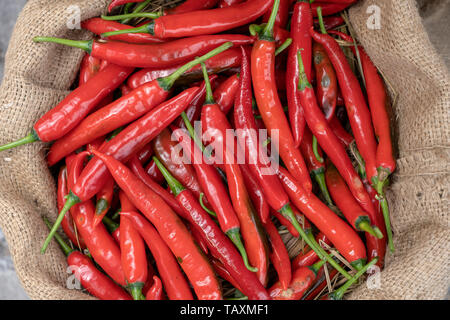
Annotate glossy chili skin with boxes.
[286,1,312,148]
[219,0,243,7]
[67,251,132,300]
[172,127,240,235]
[202,103,270,286]
[36,64,133,144]
[252,35,311,192]
[128,154,186,217]
[300,126,325,173]
[210,258,243,292]
[234,46,290,212]
[67,152,126,286]
[120,211,194,300]
[127,47,242,89]
[135,143,154,165]
[240,164,270,224]
[278,167,367,265]
[295,49,375,218]
[92,150,222,300]
[146,276,164,300]
[79,54,102,86]
[269,264,318,300]
[173,188,270,300]
[313,41,337,121]
[119,191,148,294]
[310,28,378,183]
[108,0,145,12]
[93,176,115,228]
[313,16,345,31]
[149,0,273,38]
[264,218,291,290]
[165,0,219,15]
[152,128,203,200]
[57,165,86,249]
[145,160,165,184]
[47,74,173,166]
[88,35,253,68]
[213,73,239,114]
[311,1,355,17]
[329,116,354,147]
[262,0,292,29]
[291,232,330,270]
[82,18,165,44]
[71,88,199,204]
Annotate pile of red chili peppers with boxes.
[1,0,397,300]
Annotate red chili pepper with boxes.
[105,0,273,39]
[165,0,219,15]
[152,128,204,200]
[313,16,345,31]
[0,64,133,153]
[263,219,291,290]
[153,157,271,300]
[92,149,222,300]
[210,258,243,292]
[240,164,270,224]
[81,18,165,44]
[141,263,156,296]
[78,54,102,86]
[200,71,270,282]
[286,0,312,147]
[189,224,209,255]
[301,263,339,300]
[102,215,121,244]
[146,276,164,300]
[325,161,382,239]
[44,88,200,252]
[135,143,154,165]
[60,152,127,286]
[119,211,194,300]
[262,0,292,29]
[128,154,186,218]
[127,47,242,89]
[219,0,243,7]
[36,34,252,69]
[108,0,145,12]
[291,232,331,270]
[296,46,376,220]
[213,73,240,114]
[93,177,115,228]
[269,259,325,300]
[329,116,354,147]
[144,160,165,184]
[251,2,311,190]
[47,44,230,165]
[311,1,355,17]
[57,165,86,249]
[310,27,378,185]
[313,41,337,121]
[119,191,148,300]
[278,167,367,270]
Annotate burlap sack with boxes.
[0,0,448,300]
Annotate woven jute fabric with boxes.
[0,0,448,300]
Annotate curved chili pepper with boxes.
[189,224,209,255]
[79,54,102,86]
[200,69,270,282]
[0,64,133,153]
[47,43,231,165]
[325,162,382,238]
[145,160,165,184]
[152,128,203,200]
[278,166,367,270]
[141,262,156,296]
[120,211,194,300]
[43,217,131,300]
[219,0,243,7]
[165,0,219,15]
[299,126,334,209]
[153,157,271,300]
[329,116,354,147]
[146,276,164,300]
[291,232,331,270]
[119,191,148,300]
[233,45,343,277]
[263,219,291,290]
[313,41,337,121]
[57,165,86,249]
[102,215,120,244]
[103,0,273,39]
[92,149,222,300]
[44,88,200,251]
[210,258,243,292]
[81,18,165,44]
[93,177,115,229]
[34,35,251,68]
[296,48,376,219]
[269,259,325,300]
[59,151,127,286]
[108,0,145,12]
[240,164,269,224]
[311,1,356,17]
[213,73,239,114]
[262,0,291,29]
[127,46,242,89]
[310,26,378,186]
[313,16,345,31]
[135,143,154,165]
[251,1,311,190]
[286,0,312,148]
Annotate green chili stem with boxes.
[121,0,152,24]
[227,228,258,273]
[111,208,122,221]
[200,62,214,105]
[261,0,280,40]
[312,169,334,208]
[181,112,205,153]
[357,219,383,239]
[199,193,217,217]
[101,23,152,38]
[316,7,327,34]
[0,130,39,152]
[312,136,324,163]
[128,283,145,301]
[377,195,394,252]
[275,38,292,56]
[297,50,313,90]
[101,12,160,21]
[152,156,185,196]
[33,37,92,53]
[102,216,119,233]
[42,216,73,256]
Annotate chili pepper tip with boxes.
[227,229,258,273]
